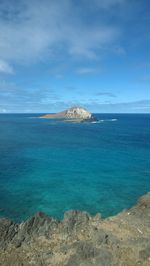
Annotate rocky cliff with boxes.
[0,193,150,265]
[40,107,94,121]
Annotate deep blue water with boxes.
[0,113,150,222]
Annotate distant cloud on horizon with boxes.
[1,98,150,114]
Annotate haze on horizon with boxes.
[0,0,150,113]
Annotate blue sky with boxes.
[0,0,150,113]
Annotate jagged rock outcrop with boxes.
[40,106,97,122]
[0,193,150,265]
[65,107,92,119]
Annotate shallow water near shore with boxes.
[0,113,150,222]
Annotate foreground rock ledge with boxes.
[0,193,150,266]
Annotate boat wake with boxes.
[91,118,118,124]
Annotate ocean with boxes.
[0,113,150,222]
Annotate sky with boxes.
[0,0,150,113]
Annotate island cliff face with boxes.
[0,193,150,266]
[40,107,95,122]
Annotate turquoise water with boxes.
[0,114,150,222]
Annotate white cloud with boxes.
[0,0,121,65]
[1,108,7,113]
[0,59,14,74]
[68,26,119,59]
[76,67,99,75]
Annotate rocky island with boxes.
[40,106,97,123]
[0,193,150,266]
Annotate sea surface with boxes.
[0,113,150,222]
